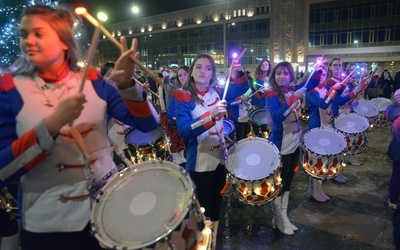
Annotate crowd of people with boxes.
[0,3,400,250]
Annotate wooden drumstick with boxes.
[75,7,167,92]
[131,77,160,98]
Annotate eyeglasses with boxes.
[332,64,342,67]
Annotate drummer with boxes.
[305,63,343,202]
[225,64,252,140]
[176,53,242,249]
[0,5,158,249]
[327,58,370,175]
[263,61,322,235]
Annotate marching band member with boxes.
[326,58,372,179]
[386,89,400,210]
[263,61,321,235]
[305,65,342,202]
[176,54,238,249]
[0,5,158,249]
[168,65,188,165]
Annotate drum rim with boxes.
[91,161,194,249]
[226,137,281,181]
[125,126,164,147]
[351,100,379,118]
[248,108,270,125]
[333,113,370,135]
[303,127,347,156]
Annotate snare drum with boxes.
[248,108,271,138]
[91,161,205,250]
[333,113,369,155]
[223,117,236,140]
[225,137,282,206]
[301,127,346,180]
[370,97,393,127]
[351,99,379,125]
[125,126,170,164]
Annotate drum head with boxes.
[370,97,393,112]
[226,137,280,180]
[125,126,163,146]
[334,113,369,134]
[351,100,379,118]
[223,118,234,136]
[249,109,271,125]
[91,161,194,249]
[304,127,346,155]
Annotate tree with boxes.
[0,0,59,68]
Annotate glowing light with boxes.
[97,12,108,22]
[232,52,238,59]
[75,7,87,15]
[132,6,139,14]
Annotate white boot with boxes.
[271,196,294,235]
[0,233,19,250]
[171,152,184,165]
[347,154,361,166]
[281,191,298,231]
[307,177,326,202]
[316,180,330,201]
[211,221,219,250]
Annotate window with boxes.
[347,32,352,44]
[371,5,376,18]
[334,10,339,22]
[385,29,391,42]
[348,8,353,20]
[369,30,375,43]
[320,34,325,45]
[320,12,325,23]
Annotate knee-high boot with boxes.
[316,180,330,200]
[307,177,326,202]
[281,191,298,231]
[271,195,294,235]
[211,221,219,250]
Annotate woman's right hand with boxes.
[211,100,227,120]
[44,93,87,136]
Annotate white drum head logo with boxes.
[129,191,157,216]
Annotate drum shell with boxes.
[225,137,282,206]
[248,108,271,138]
[370,97,393,127]
[333,113,369,155]
[301,127,346,180]
[124,126,170,163]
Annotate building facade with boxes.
[96,0,400,75]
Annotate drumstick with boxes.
[325,69,355,104]
[75,7,168,92]
[222,48,247,101]
[69,14,102,127]
[131,77,160,98]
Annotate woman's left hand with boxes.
[110,37,140,90]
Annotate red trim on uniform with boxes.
[87,68,100,80]
[174,90,192,103]
[123,99,152,118]
[232,74,247,84]
[11,129,37,158]
[263,90,277,98]
[286,95,298,106]
[348,92,356,99]
[0,74,16,93]
[195,85,209,96]
[201,111,215,130]
[24,153,47,171]
[207,97,219,107]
